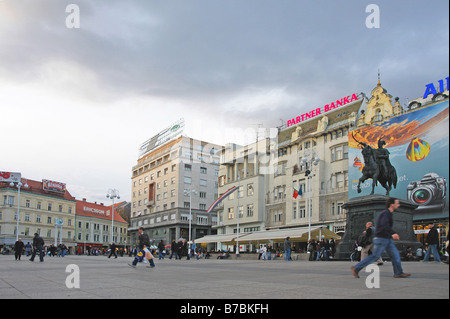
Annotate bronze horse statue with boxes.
[353,133,397,195]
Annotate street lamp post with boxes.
[184,188,197,251]
[10,180,28,242]
[106,189,120,244]
[301,154,320,241]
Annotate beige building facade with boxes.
[213,92,367,246]
[215,138,274,236]
[129,135,222,246]
[268,93,365,236]
[0,178,76,251]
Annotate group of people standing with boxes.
[167,238,191,260]
[10,233,45,262]
[12,235,69,262]
[306,238,336,261]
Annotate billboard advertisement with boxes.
[138,118,185,159]
[348,100,449,221]
[0,171,21,183]
[42,179,67,194]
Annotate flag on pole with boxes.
[293,188,299,199]
[206,186,238,213]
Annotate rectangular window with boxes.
[247,204,254,217]
[337,202,344,215]
[238,206,243,218]
[228,207,234,219]
[247,184,254,196]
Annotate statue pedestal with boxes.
[335,195,421,260]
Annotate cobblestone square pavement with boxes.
[0,255,448,299]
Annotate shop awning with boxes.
[237,227,341,243]
[194,227,341,245]
[194,233,249,244]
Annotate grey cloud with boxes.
[1,0,448,111]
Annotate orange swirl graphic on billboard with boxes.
[349,107,449,149]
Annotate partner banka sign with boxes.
[287,93,358,127]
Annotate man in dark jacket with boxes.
[158,240,165,260]
[129,227,155,268]
[351,198,411,279]
[108,242,118,259]
[14,238,24,261]
[29,233,45,262]
[169,240,178,260]
[179,239,189,260]
[423,223,441,262]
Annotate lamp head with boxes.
[313,157,320,165]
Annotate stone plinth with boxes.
[335,195,421,260]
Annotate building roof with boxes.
[0,178,76,202]
[75,199,128,224]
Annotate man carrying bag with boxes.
[128,227,155,268]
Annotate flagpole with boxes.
[236,172,240,255]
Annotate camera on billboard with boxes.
[407,172,447,212]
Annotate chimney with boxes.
[83,198,86,201]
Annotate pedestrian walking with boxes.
[108,242,118,259]
[128,227,155,268]
[169,240,178,260]
[158,240,165,260]
[267,243,273,260]
[29,233,45,262]
[179,239,189,260]
[351,198,411,279]
[176,239,183,259]
[261,245,268,260]
[423,223,441,262]
[444,231,449,265]
[60,243,67,257]
[14,238,24,261]
[315,241,321,261]
[329,239,336,258]
[307,239,316,261]
[359,222,383,265]
[191,240,197,259]
[284,237,292,261]
[25,242,32,257]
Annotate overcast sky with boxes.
[1,0,448,203]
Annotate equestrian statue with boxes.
[352,133,397,195]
